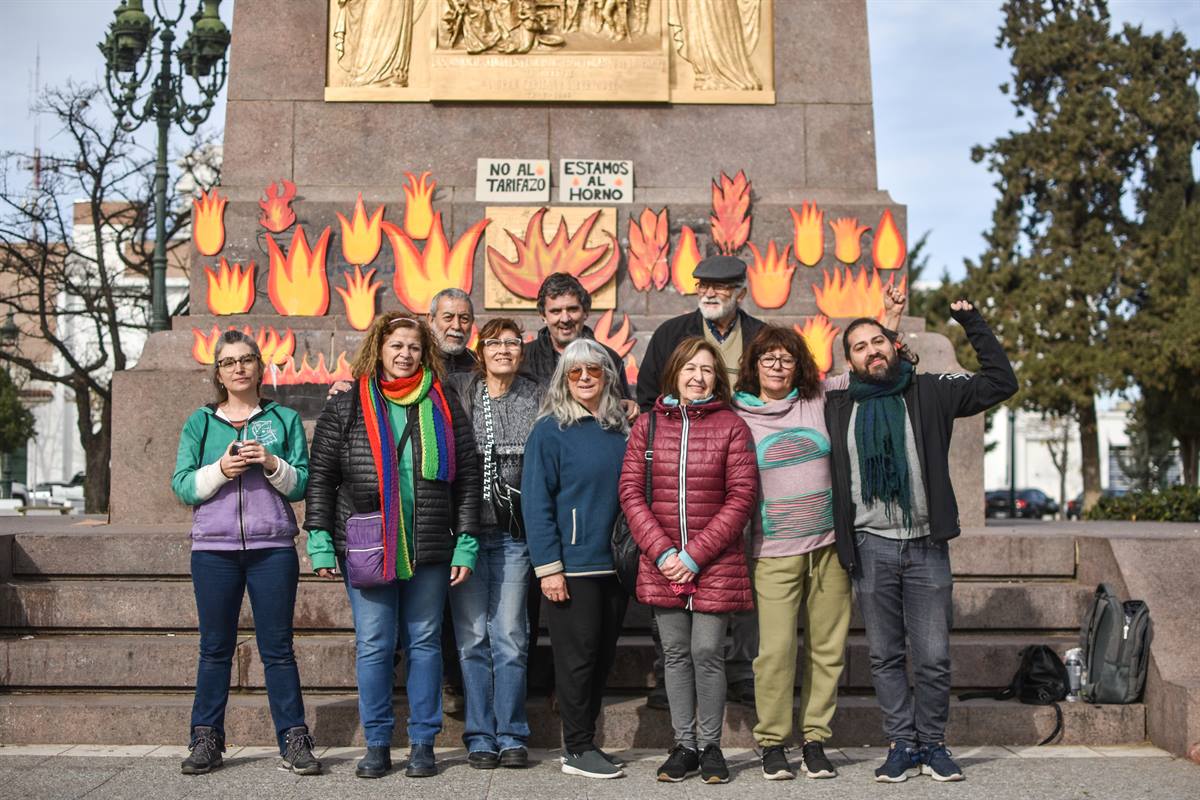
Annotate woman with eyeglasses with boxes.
[733,289,904,782]
[171,330,319,777]
[619,337,757,784]
[304,313,480,780]
[443,318,544,770]
[521,338,630,779]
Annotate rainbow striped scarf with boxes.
[359,368,456,583]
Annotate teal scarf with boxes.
[848,360,915,530]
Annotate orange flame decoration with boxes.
[387,212,489,313]
[872,208,907,270]
[338,193,386,266]
[467,325,480,352]
[258,180,297,234]
[593,309,636,358]
[746,241,795,309]
[266,226,332,316]
[204,258,256,315]
[829,217,870,264]
[812,267,908,320]
[403,171,437,240]
[336,266,383,331]
[488,208,618,300]
[192,189,227,256]
[191,325,296,366]
[272,351,354,386]
[789,202,825,267]
[671,225,702,295]
[627,207,670,291]
[710,170,752,255]
[794,316,839,379]
[624,355,640,388]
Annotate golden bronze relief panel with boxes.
[325,0,774,103]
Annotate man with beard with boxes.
[634,254,765,710]
[824,301,1016,784]
[428,288,478,374]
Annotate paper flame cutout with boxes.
[266,226,332,316]
[191,325,296,366]
[710,170,751,255]
[794,316,839,378]
[403,171,437,240]
[790,202,825,267]
[488,207,618,300]
[258,180,297,234]
[338,193,386,266]
[872,208,906,270]
[593,309,636,358]
[192,189,227,256]
[627,207,670,291]
[746,241,795,309]
[336,266,383,331]
[624,355,640,388]
[272,351,354,386]
[812,267,908,320]
[387,212,488,313]
[829,217,870,264]
[671,225,702,295]
[204,258,256,315]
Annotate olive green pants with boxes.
[751,544,852,746]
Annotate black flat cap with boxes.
[692,255,747,283]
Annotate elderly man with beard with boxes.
[824,301,1016,784]
[428,288,478,374]
[634,255,766,711]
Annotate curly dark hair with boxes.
[735,325,822,401]
[842,318,918,366]
[536,272,591,314]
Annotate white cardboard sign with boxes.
[558,158,633,203]
[475,159,551,203]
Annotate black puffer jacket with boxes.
[304,380,481,564]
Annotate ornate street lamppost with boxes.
[99,0,231,332]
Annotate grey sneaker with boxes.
[562,748,624,779]
[181,726,224,775]
[279,726,321,775]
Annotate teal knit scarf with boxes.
[848,360,915,530]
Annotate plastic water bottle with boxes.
[1064,647,1083,702]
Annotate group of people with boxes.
[172,255,1017,784]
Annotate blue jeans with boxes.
[449,530,531,753]
[342,560,450,747]
[851,533,953,746]
[190,547,305,754]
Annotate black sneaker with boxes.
[405,743,437,777]
[279,726,321,775]
[181,726,224,775]
[646,682,670,710]
[699,744,729,784]
[801,740,836,779]
[727,678,755,707]
[760,744,794,780]
[921,743,964,782]
[355,745,392,779]
[499,746,529,768]
[656,744,700,782]
[874,741,920,783]
[467,750,500,770]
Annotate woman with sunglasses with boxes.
[521,338,630,779]
[171,330,318,776]
[444,318,544,769]
[305,313,480,779]
[619,337,757,784]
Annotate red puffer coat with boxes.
[619,398,758,613]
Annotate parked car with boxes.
[1066,488,1128,520]
[986,488,1059,519]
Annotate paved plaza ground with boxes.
[1,744,1196,800]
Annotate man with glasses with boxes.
[635,254,766,710]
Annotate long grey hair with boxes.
[539,338,629,433]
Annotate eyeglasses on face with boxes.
[758,354,797,369]
[483,337,523,350]
[695,281,737,296]
[566,364,604,382]
[217,354,261,370]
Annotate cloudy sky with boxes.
[2,0,1198,282]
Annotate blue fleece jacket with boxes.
[521,414,627,578]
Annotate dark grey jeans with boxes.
[851,532,953,746]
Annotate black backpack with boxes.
[959,645,1070,745]
[1079,583,1152,705]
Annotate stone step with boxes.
[0,578,1092,633]
[0,692,1144,748]
[5,529,1077,579]
[0,632,1078,692]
